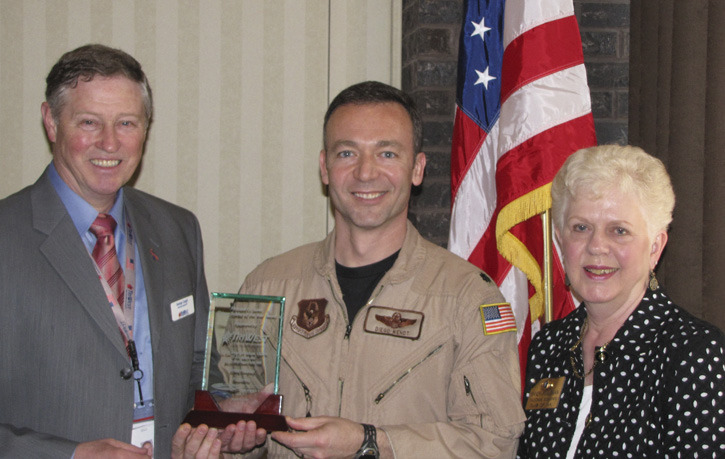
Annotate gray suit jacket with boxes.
[0,170,211,458]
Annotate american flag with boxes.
[481,303,517,335]
[448,0,596,379]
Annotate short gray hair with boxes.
[551,144,675,238]
[45,44,152,126]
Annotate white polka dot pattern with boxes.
[518,289,725,458]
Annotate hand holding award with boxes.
[183,293,288,432]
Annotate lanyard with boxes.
[90,214,145,404]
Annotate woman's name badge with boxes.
[525,377,566,410]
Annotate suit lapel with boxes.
[31,173,129,359]
[124,189,166,357]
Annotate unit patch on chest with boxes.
[363,306,424,340]
[290,298,330,338]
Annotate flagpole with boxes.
[542,210,554,323]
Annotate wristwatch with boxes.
[354,423,380,459]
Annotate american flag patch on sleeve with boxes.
[479,303,516,335]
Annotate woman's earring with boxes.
[649,270,659,291]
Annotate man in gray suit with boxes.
[0,44,211,458]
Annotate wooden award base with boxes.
[182,390,289,431]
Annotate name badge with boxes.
[525,376,566,410]
[131,419,154,448]
[171,295,195,321]
[363,306,424,340]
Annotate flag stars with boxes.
[474,67,496,90]
[470,17,491,41]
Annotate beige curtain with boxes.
[629,0,725,331]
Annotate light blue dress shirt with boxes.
[48,163,154,418]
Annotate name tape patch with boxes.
[363,306,424,340]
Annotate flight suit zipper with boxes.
[281,355,313,417]
[329,277,387,415]
[374,343,444,404]
[326,275,351,416]
[464,375,483,427]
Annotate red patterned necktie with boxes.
[90,214,126,308]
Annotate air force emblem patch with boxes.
[291,298,330,338]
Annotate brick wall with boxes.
[577,1,630,145]
[402,0,630,246]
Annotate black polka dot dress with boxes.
[518,288,725,458]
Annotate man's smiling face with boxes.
[320,102,425,235]
[43,75,147,212]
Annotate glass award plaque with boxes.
[183,293,288,431]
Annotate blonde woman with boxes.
[519,145,725,458]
